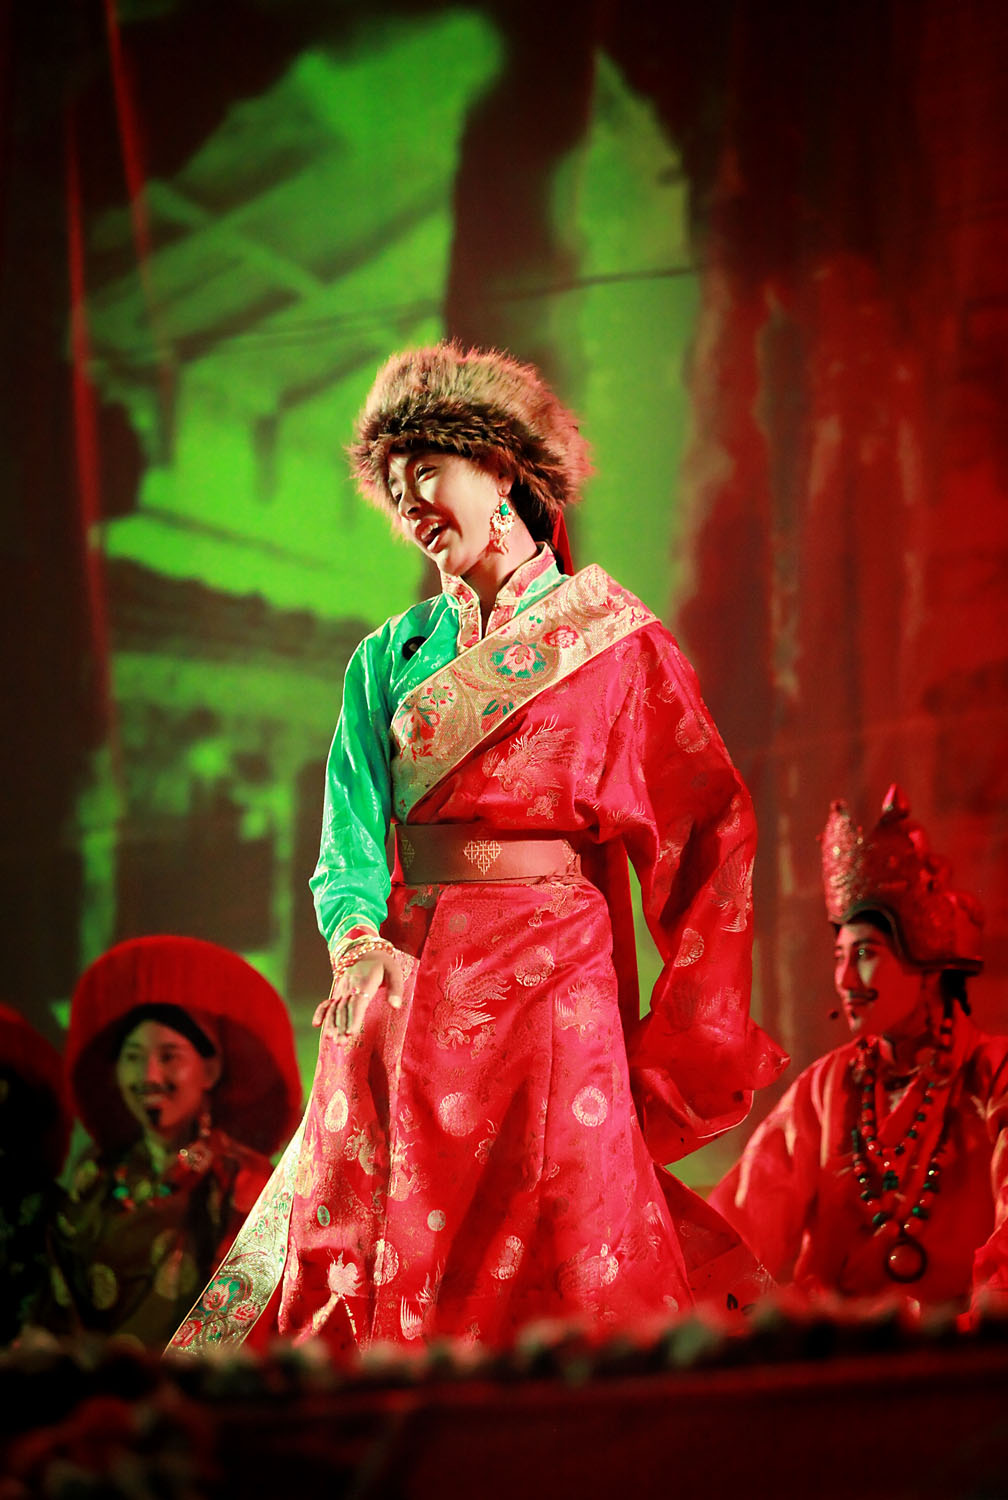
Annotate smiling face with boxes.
[833,919,932,1043]
[116,1019,220,1146]
[387,449,510,580]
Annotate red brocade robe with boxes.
[710,1017,1008,1309]
[170,554,786,1357]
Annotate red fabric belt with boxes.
[393,824,583,884]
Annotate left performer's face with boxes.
[388,450,510,580]
[116,1019,220,1145]
[833,921,931,1042]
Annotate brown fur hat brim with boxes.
[348,342,592,525]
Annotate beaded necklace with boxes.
[112,1115,214,1213]
[849,1011,955,1284]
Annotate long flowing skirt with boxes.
[277,872,695,1352]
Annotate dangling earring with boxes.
[488,497,515,553]
[177,1102,214,1172]
[920,973,953,1048]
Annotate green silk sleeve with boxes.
[309,629,395,955]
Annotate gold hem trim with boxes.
[165,1114,306,1356]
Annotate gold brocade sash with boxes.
[164,1114,306,1357]
[390,565,656,821]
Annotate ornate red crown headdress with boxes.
[820,784,983,972]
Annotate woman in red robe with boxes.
[711,786,1008,1311]
[171,342,786,1358]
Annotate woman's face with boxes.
[387,450,509,580]
[833,920,930,1041]
[116,1019,220,1144]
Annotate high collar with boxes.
[441,545,561,650]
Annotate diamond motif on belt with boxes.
[399,832,415,871]
[463,840,502,875]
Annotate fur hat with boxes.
[348,341,592,537]
[820,784,983,972]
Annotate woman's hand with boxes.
[312,950,404,1039]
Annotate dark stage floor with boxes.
[5,1304,1008,1498]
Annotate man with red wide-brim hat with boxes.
[41,936,302,1349]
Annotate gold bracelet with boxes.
[329,936,396,985]
[327,917,382,970]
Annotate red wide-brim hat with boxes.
[0,1002,71,1176]
[66,937,303,1156]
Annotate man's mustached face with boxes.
[116,1020,219,1143]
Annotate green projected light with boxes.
[573,54,697,615]
[89,13,505,623]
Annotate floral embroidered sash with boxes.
[390,565,656,821]
[165,1115,306,1356]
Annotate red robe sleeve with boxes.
[707,1063,828,1280]
[970,1040,1008,1301]
[593,623,789,1164]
